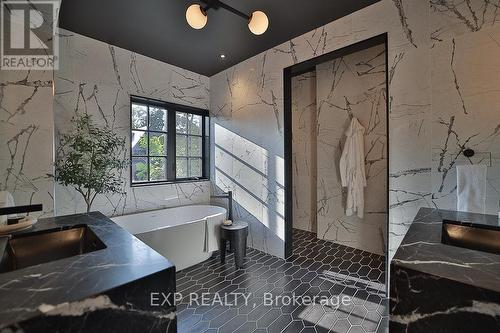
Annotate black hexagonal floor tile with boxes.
[176,228,388,332]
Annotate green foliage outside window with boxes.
[131,100,205,182]
[132,134,167,181]
[134,160,148,181]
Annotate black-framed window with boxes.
[130,96,209,185]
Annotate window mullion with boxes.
[202,115,207,179]
[167,109,176,181]
[147,105,150,182]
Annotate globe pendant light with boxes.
[186,1,268,35]
[248,11,269,35]
[186,4,207,29]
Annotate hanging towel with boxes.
[457,165,487,214]
[339,117,367,218]
[203,216,221,253]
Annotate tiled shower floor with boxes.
[176,228,388,333]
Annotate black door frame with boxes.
[283,33,390,265]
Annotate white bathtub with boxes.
[112,205,226,271]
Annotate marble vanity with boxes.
[390,208,500,332]
[0,212,176,332]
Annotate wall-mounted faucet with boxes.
[211,191,233,221]
[0,204,43,217]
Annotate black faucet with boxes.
[211,191,233,221]
[0,204,43,217]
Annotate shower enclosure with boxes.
[284,34,389,290]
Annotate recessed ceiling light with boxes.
[220,54,226,60]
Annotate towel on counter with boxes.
[457,165,487,214]
[203,216,221,253]
[340,117,367,218]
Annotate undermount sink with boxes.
[0,225,106,273]
[441,219,500,255]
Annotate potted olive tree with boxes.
[55,113,127,212]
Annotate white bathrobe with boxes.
[339,117,367,218]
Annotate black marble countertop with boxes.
[0,212,174,328]
[392,208,500,293]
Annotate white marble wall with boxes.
[210,62,286,257]
[430,5,500,215]
[291,72,317,233]
[210,0,500,259]
[54,29,211,216]
[0,70,54,218]
[0,0,55,218]
[316,44,387,255]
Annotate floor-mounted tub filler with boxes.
[112,205,227,271]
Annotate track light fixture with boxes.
[186,0,269,35]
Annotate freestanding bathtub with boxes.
[112,205,227,271]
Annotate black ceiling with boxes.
[59,0,379,77]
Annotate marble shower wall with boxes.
[291,72,317,233]
[210,0,500,259]
[316,44,387,256]
[54,29,210,216]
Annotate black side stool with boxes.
[220,221,248,269]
